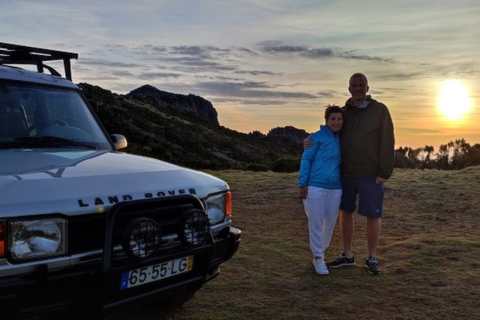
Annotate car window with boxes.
[0,83,112,149]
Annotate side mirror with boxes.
[110,134,128,150]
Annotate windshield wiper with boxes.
[13,136,98,150]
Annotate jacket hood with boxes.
[345,95,373,108]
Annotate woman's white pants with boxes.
[303,186,342,258]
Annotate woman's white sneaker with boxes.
[313,258,329,275]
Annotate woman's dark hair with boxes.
[324,104,344,120]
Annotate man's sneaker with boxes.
[326,253,355,268]
[365,256,381,275]
[313,258,329,275]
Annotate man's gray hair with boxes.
[349,73,368,86]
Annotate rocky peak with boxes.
[267,126,310,144]
[126,85,219,125]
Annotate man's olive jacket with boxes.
[341,96,395,179]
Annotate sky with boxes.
[2,0,479,151]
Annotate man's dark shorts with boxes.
[340,176,384,218]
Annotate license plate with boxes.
[120,255,194,290]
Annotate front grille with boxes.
[68,199,200,257]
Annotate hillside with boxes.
[78,83,309,171]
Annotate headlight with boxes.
[204,192,231,225]
[8,218,67,262]
[0,221,5,258]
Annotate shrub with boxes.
[270,158,300,173]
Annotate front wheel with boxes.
[158,286,198,310]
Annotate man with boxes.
[305,73,394,275]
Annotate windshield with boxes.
[0,82,112,150]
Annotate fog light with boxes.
[178,209,210,247]
[123,218,162,260]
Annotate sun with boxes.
[437,80,473,120]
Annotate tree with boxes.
[435,144,450,170]
[467,144,480,167]
[449,138,471,169]
[424,145,434,161]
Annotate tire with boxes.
[154,286,199,313]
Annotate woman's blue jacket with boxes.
[298,125,342,189]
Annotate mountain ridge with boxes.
[78,82,309,171]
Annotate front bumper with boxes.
[0,196,241,319]
[0,226,240,319]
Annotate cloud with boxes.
[111,71,135,78]
[256,40,391,62]
[234,70,281,76]
[137,72,182,80]
[337,51,393,62]
[302,47,335,58]
[79,58,142,69]
[169,45,230,57]
[316,90,337,99]
[257,41,308,53]
[212,97,291,106]
[375,72,429,81]
[194,81,318,100]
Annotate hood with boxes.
[0,149,228,217]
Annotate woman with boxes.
[298,105,343,275]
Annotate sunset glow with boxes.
[2,1,480,150]
[437,80,473,120]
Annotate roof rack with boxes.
[0,42,78,81]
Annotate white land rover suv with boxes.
[0,43,241,319]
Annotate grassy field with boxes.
[111,167,480,320]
